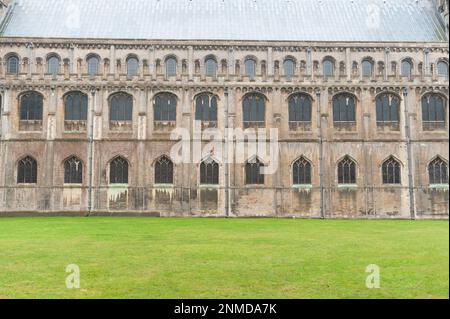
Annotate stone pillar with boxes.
[0,89,10,138]
[138,89,147,141]
[346,47,351,81]
[267,47,273,76]
[188,46,194,80]
[384,48,390,80]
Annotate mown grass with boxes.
[0,217,448,299]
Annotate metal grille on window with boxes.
[200,158,219,185]
[87,56,99,76]
[401,60,412,77]
[283,59,295,79]
[17,156,37,184]
[437,61,449,79]
[64,156,83,184]
[245,158,264,185]
[333,93,356,122]
[323,59,334,77]
[376,93,400,123]
[362,60,373,77]
[127,57,139,77]
[110,93,133,121]
[166,58,177,77]
[154,93,177,121]
[20,92,43,121]
[65,92,88,121]
[195,94,218,122]
[205,58,217,77]
[47,56,60,76]
[289,94,312,122]
[429,157,448,185]
[422,94,446,123]
[293,157,312,185]
[245,59,256,78]
[110,157,128,184]
[243,94,265,125]
[382,157,401,184]
[7,56,19,74]
[155,156,173,184]
[338,156,356,184]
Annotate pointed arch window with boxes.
[7,55,19,75]
[293,157,312,185]
[200,158,219,185]
[362,59,373,77]
[245,158,264,185]
[87,55,99,76]
[437,61,449,79]
[17,156,37,184]
[110,157,128,184]
[65,92,88,121]
[154,93,177,122]
[165,57,177,77]
[333,93,356,123]
[429,157,448,185]
[64,156,83,184]
[110,93,133,121]
[205,57,217,77]
[243,93,265,127]
[283,59,295,79]
[47,56,60,76]
[382,157,401,184]
[127,56,139,77]
[376,93,400,123]
[155,156,174,184]
[195,93,218,122]
[401,59,412,77]
[323,59,334,77]
[289,93,312,123]
[422,93,446,124]
[20,92,43,121]
[245,58,256,79]
[338,156,356,184]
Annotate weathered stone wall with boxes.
[0,39,448,218]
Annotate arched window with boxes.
[422,94,446,123]
[429,157,448,185]
[382,157,401,184]
[437,61,449,79]
[401,59,412,77]
[283,59,295,79]
[64,92,88,121]
[333,93,356,123]
[245,158,264,185]
[154,93,177,121]
[243,93,265,127]
[205,57,217,77]
[361,59,373,77]
[200,158,219,185]
[155,156,173,184]
[110,157,128,184]
[293,157,312,185]
[195,93,218,122]
[7,55,19,74]
[87,55,99,76]
[110,93,133,121]
[17,156,37,184]
[165,57,177,77]
[64,156,83,184]
[376,93,400,123]
[323,59,334,77]
[127,56,139,77]
[47,56,60,76]
[338,156,356,184]
[245,58,256,78]
[289,93,312,123]
[20,92,43,121]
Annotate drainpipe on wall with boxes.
[403,88,416,220]
[224,87,230,217]
[316,89,325,219]
[87,89,96,216]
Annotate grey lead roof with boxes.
[1,0,448,42]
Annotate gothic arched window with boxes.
[333,93,356,123]
[17,156,37,184]
[7,55,19,74]
[195,93,218,122]
[422,94,446,123]
[245,158,264,185]
[382,157,401,184]
[155,156,173,184]
[64,92,88,121]
[243,93,265,127]
[47,55,60,76]
[283,59,295,79]
[437,61,449,79]
[245,58,256,78]
[205,57,217,77]
[362,59,373,77]
[165,57,177,77]
[127,56,139,77]
[376,93,400,123]
[401,59,412,77]
[293,157,312,185]
[64,156,83,184]
[110,157,128,184]
[154,93,177,122]
[323,59,334,77]
[289,93,312,123]
[338,156,356,184]
[429,157,448,185]
[110,92,133,121]
[200,158,219,185]
[87,55,99,76]
[20,92,43,121]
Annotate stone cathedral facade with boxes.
[0,0,448,218]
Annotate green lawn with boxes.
[0,218,448,299]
